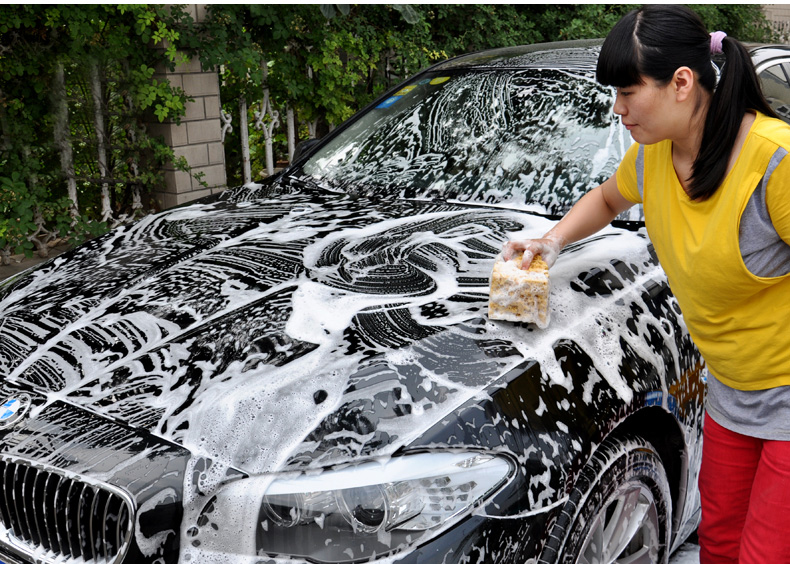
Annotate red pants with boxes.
[698,412,790,563]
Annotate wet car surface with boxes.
[2,40,790,564]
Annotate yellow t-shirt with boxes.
[616,112,790,391]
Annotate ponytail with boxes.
[597,5,779,200]
[690,37,779,200]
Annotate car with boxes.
[2,39,790,564]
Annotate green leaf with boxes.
[320,5,336,19]
[393,5,421,25]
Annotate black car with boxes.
[3,39,790,564]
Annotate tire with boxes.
[538,435,672,564]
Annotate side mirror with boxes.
[292,138,322,164]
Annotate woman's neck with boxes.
[673,102,709,164]
[671,111,707,191]
[673,110,755,194]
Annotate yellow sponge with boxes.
[488,253,550,327]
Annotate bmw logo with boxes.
[0,394,32,430]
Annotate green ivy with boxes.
[0,173,38,256]
[0,4,197,259]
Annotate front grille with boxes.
[0,456,133,563]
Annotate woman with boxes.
[504,5,790,563]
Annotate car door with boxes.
[757,57,790,123]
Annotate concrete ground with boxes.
[0,244,71,283]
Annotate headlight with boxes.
[262,480,424,533]
[192,452,512,563]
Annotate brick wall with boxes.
[763,5,790,42]
[148,4,227,210]
[764,4,790,21]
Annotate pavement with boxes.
[0,243,71,283]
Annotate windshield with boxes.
[301,67,634,215]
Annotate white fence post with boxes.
[255,64,280,176]
[287,106,295,163]
[52,62,79,223]
[90,60,113,225]
[239,96,251,184]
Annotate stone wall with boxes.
[148,4,227,210]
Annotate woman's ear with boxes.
[672,67,696,102]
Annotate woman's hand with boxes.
[502,233,566,269]
[501,176,634,270]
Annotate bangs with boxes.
[596,11,643,88]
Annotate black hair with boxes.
[597,4,778,200]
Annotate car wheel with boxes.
[539,435,672,564]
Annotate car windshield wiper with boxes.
[282,173,343,195]
[297,175,385,199]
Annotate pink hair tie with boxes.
[710,31,727,54]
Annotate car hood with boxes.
[0,182,654,476]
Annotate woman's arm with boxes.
[503,174,635,269]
